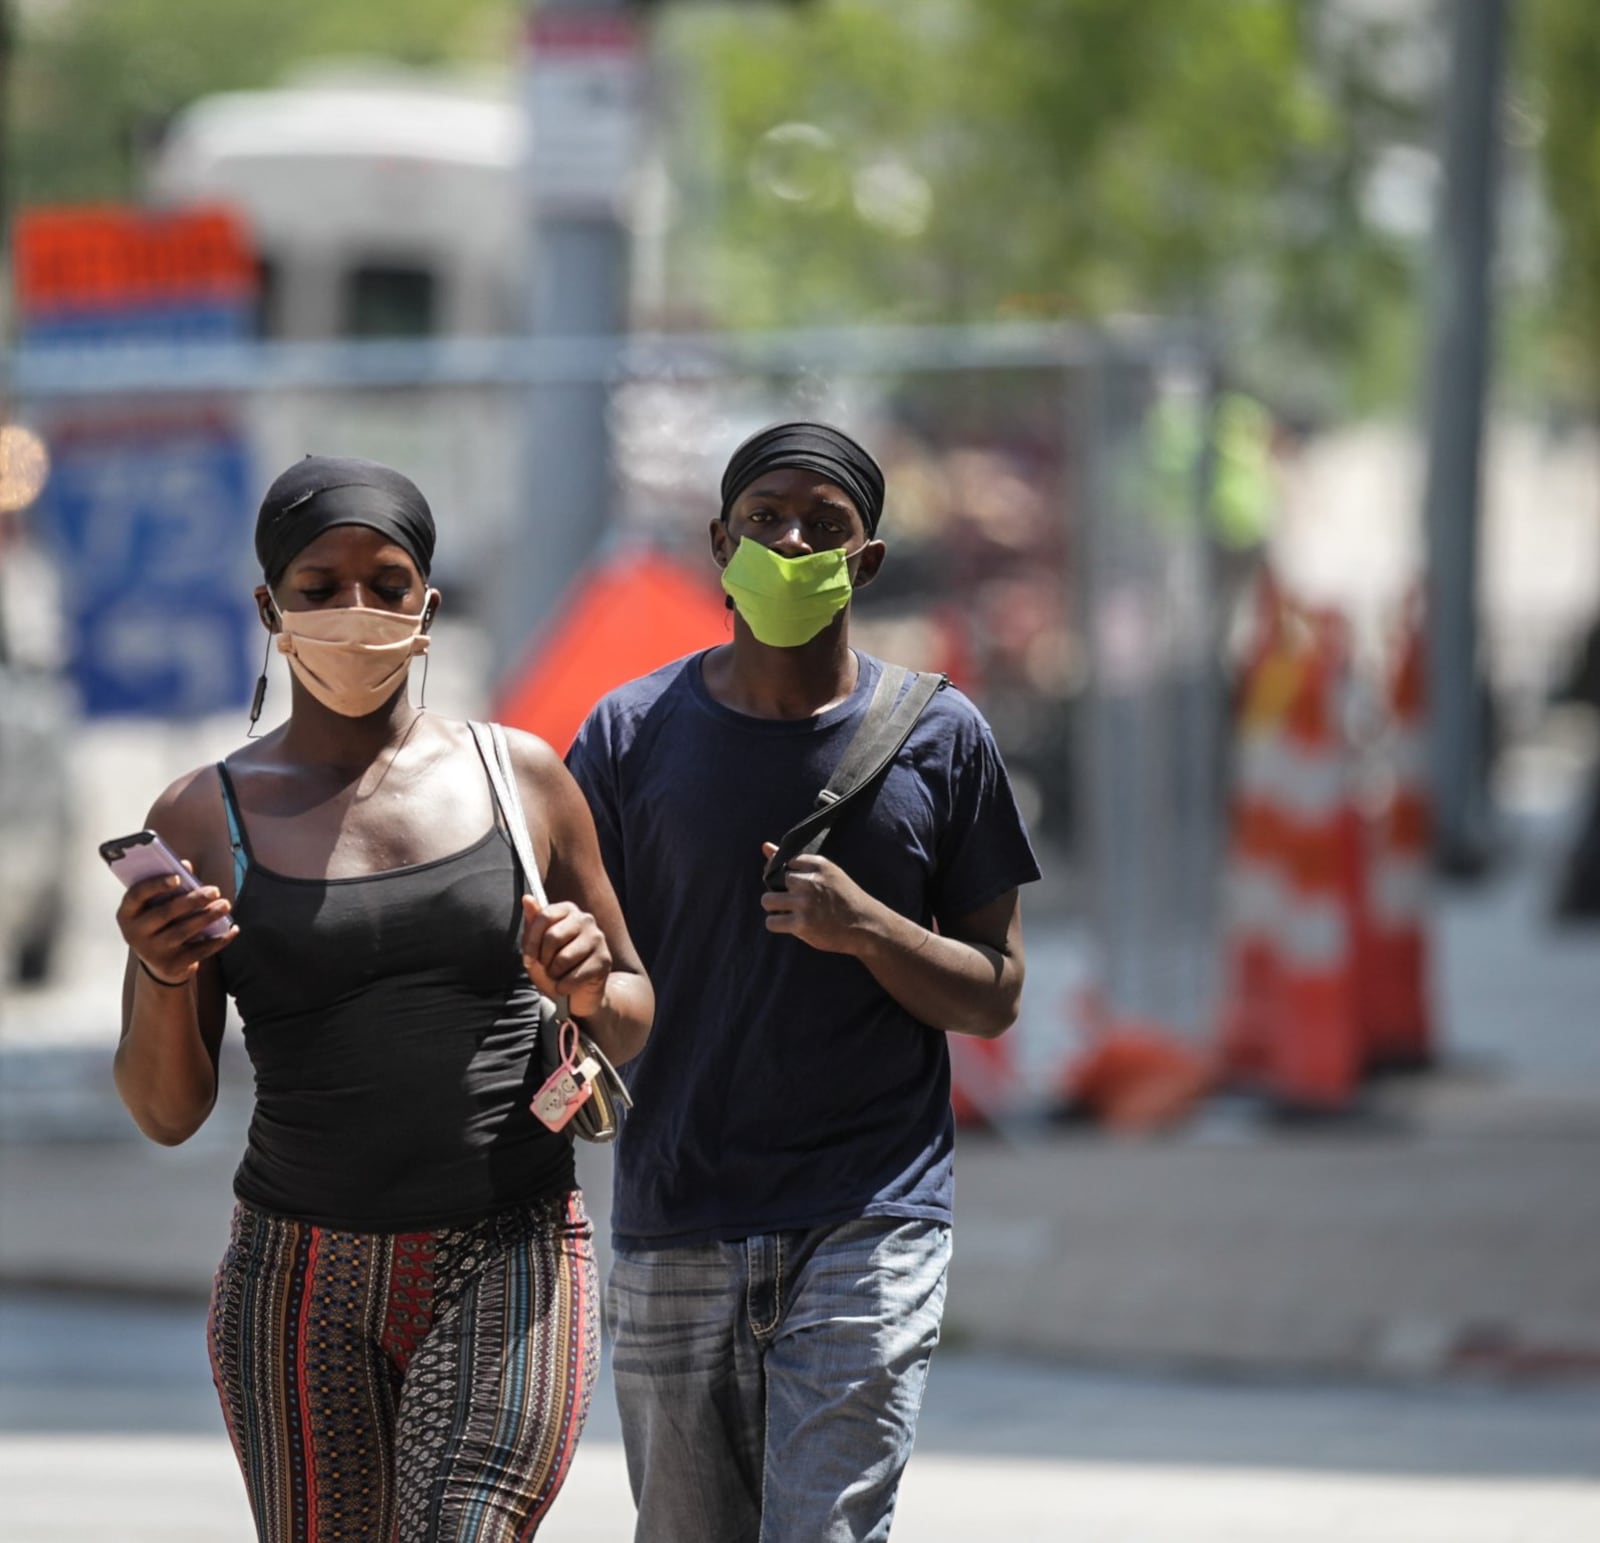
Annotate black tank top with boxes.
[216,761,574,1232]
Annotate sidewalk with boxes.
[10,1290,1600,1542]
[4,807,1599,1382]
[947,807,1600,1379]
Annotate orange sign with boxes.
[13,203,256,314]
[494,549,728,755]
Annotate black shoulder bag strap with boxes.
[761,665,947,892]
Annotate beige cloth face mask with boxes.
[272,601,432,717]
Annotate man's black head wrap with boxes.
[719,421,886,536]
[255,455,436,584]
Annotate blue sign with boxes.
[21,303,253,347]
[36,417,260,717]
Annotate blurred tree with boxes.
[1524,0,1600,409]
[9,0,514,206]
[24,0,1573,424]
[658,0,1427,417]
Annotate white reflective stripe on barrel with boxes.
[1277,894,1348,966]
[1275,742,1346,822]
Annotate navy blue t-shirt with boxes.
[566,649,1041,1246]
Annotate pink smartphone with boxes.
[99,829,233,940]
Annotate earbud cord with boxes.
[245,632,272,739]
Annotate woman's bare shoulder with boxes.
[138,762,232,877]
[497,723,565,782]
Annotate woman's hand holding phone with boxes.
[101,831,238,985]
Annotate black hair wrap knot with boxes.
[719,422,885,536]
[255,455,437,583]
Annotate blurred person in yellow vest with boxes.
[1150,386,1279,553]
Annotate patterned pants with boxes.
[208,1191,599,1543]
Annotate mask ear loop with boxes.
[715,526,737,618]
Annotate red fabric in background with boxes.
[493,548,728,755]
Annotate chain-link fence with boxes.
[10,321,1225,1038]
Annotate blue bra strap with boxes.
[216,761,249,895]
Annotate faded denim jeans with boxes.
[607,1215,952,1543]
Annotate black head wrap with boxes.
[255,455,437,584]
[719,421,886,536]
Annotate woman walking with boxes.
[110,454,652,1541]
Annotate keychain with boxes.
[531,1017,602,1132]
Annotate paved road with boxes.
[3,1291,1598,1542]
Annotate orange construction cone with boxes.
[1215,610,1302,1088]
[1058,988,1214,1134]
[1266,635,1364,1113]
[1366,600,1436,1072]
[1306,606,1387,1074]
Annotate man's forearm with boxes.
[850,905,1021,1040]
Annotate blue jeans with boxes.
[607,1215,951,1543]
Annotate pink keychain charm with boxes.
[531,1017,602,1133]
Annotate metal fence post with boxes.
[499,0,643,679]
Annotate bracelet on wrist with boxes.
[138,957,190,988]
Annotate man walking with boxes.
[567,421,1040,1542]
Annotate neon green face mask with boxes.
[720,536,863,648]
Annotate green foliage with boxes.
[20,0,1590,417]
[659,0,1424,415]
[1523,0,1600,406]
[9,0,516,205]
